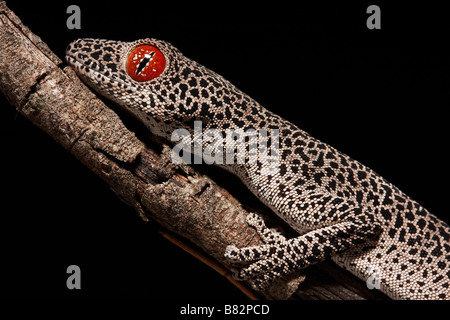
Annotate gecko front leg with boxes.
[225,193,382,290]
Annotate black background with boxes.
[1,0,449,303]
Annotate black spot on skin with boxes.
[187,77,197,86]
[247,106,259,115]
[431,245,443,257]
[339,155,349,167]
[91,51,101,60]
[356,191,363,204]
[223,95,231,105]
[167,75,180,86]
[279,164,287,176]
[181,68,193,78]
[328,180,337,191]
[407,223,417,234]
[234,109,244,118]
[419,250,428,258]
[207,95,220,106]
[405,211,415,221]
[300,164,311,179]
[293,178,304,187]
[324,168,334,178]
[330,161,338,169]
[388,228,397,238]
[232,118,245,127]
[394,215,403,228]
[398,229,406,242]
[293,138,306,146]
[416,208,427,216]
[380,209,391,220]
[245,115,256,123]
[200,103,210,116]
[313,172,324,185]
[216,113,224,120]
[346,168,357,187]
[103,53,112,62]
[417,218,426,230]
[190,88,199,97]
[200,78,208,88]
[313,152,324,167]
[357,171,367,180]
[382,185,394,205]
[325,151,336,160]
[292,131,305,139]
[294,147,310,162]
[283,138,292,148]
[224,108,232,120]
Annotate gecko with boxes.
[65,38,450,300]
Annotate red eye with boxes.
[126,44,165,82]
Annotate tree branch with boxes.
[0,1,388,300]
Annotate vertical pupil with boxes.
[127,44,165,81]
[136,51,155,75]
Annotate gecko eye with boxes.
[126,44,165,82]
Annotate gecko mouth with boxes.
[65,48,169,114]
[65,54,131,91]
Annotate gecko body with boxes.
[65,38,450,299]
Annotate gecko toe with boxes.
[246,212,265,228]
[224,244,273,262]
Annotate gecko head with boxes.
[65,38,181,118]
[65,38,230,136]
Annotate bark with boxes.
[0,1,388,300]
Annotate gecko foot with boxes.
[225,213,300,290]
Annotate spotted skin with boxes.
[66,38,450,300]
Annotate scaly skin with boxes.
[66,38,450,299]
